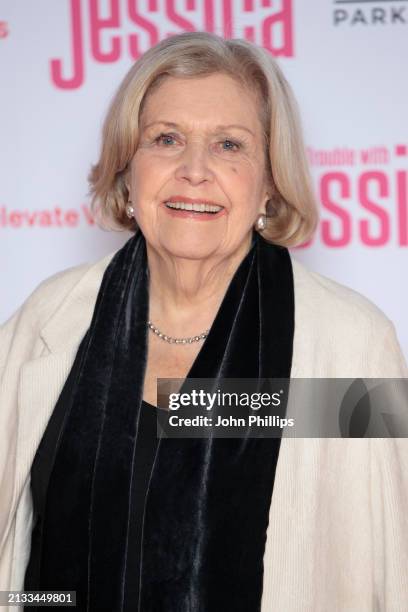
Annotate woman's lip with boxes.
[160,202,226,221]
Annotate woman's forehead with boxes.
[139,75,262,134]
[141,119,256,138]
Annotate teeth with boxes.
[165,201,222,213]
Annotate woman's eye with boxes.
[155,133,177,146]
[221,139,241,152]
[153,134,241,151]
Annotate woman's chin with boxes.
[158,236,222,260]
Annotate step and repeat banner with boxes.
[1,0,407,358]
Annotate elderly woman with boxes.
[1,31,407,612]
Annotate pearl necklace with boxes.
[147,320,210,344]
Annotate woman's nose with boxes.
[174,142,214,184]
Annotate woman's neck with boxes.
[146,236,253,337]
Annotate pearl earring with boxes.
[254,213,267,232]
[126,202,135,219]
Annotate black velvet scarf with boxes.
[36,228,294,612]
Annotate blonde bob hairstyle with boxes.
[88,31,318,247]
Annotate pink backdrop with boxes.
[1,0,407,357]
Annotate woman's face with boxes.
[127,72,270,261]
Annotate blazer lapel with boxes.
[16,349,81,492]
[14,251,116,509]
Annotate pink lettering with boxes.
[165,0,196,33]
[128,0,159,59]
[39,212,53,227]
[27,211,38,226]
[262,0,293,56]
[50,1,295,90]
[360,146,389,165]
[90,0,122,63]
[50,0,84,89]
[54,207,63,226]
[0,206,88,227]
[359,172,389,246]
[66,210,80,226]
[203,0,215,32]
[0,20,9,38]
[397,170,408,246]
[222,0,233,39]
[321,172,351,247]
[9,212,22,227]
[81,204,96,225]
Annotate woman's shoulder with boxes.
[290,255,392,330]
[1,252,110,329]
[289,255,407,377]
[0,250,116,371]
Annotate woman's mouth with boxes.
[162,201,226,220]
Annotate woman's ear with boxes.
[124,173,131,194]
[261,191,273,216]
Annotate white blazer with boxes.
[1,249,407,612]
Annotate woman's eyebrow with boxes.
[142,120,254,136]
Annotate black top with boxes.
[24,332,160,609]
